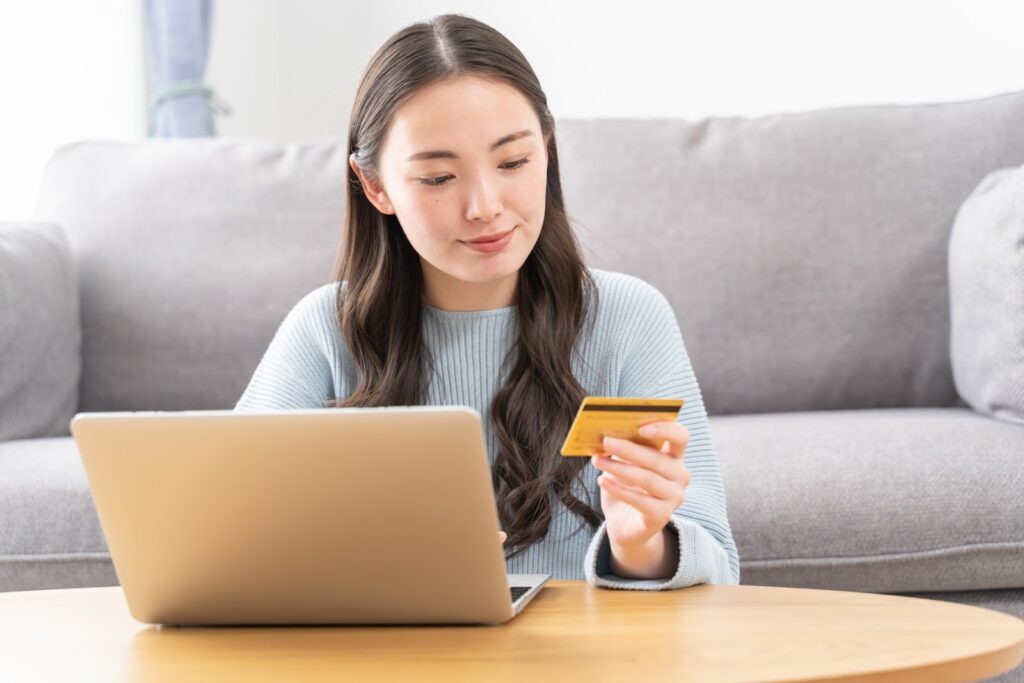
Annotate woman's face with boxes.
[351,75,549,309]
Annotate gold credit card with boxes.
[560,396,685,456]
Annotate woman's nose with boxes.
[465,173,504,222]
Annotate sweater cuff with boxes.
[584,515,733,590]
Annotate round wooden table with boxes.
[1,581,1022,682]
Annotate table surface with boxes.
[1,581,1022,682]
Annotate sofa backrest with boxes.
[557,91,1024,414]
[34,90,1024,416]
[34,140,346,414]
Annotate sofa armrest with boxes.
[0,221,80,441]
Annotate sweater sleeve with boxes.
[235,285,339,411]
[583,281,741,590]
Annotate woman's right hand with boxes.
[498,531,507,545]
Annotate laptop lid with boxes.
[71,407,549,626]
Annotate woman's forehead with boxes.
[383,76,540,158]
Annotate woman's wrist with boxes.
[609,526,679,580]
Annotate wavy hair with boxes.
[332,14,601,559]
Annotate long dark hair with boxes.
[333,13,601,559]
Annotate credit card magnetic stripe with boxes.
[580,404,682,413]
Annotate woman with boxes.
[237,13,739,589]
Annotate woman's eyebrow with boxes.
[406,129,533,161]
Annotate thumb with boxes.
[498,530,507,544]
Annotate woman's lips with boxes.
[461,227,515,253]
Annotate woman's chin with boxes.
[462,255,528,284]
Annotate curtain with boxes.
[143,0,231,137]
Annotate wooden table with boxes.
[1,581,1022,682]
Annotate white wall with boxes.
[208,0,1024,143]
[0,1,146,221]
[2,0,1023,220]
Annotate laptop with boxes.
[70,406,549,627]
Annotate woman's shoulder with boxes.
[576,269,688,387]
[585,268,674,322]
[275,281,347,348]
[288,281,345,319]
[587,266,660,290]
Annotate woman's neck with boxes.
[421,264,518,312]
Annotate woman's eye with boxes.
[417,157,530,187]
[420,175,452,187]
[500,157,530,171]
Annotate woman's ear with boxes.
[349,154,395,215]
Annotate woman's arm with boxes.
[235,284,339,411]
[584,278,741,590]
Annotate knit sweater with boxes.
[235,268,740,590]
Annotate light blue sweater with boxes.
[236,268,740,590]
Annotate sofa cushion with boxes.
[948,164,1024,425]
[557,91,1024,414]
[0,222,80,440]
[3,408,1020,594]
[32,140,347,412]
[712,407,1024,593]
[0,437,116,591]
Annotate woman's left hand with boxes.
[592,420,692,549]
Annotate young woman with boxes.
[237,14,739,589]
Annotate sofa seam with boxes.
[0,553,111,562]
[745,541,1024,565]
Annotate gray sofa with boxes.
[3,88,1023,672]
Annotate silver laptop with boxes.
[70,407,549,626]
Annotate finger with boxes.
[595,456,682,503]
[597,469,649,496]
[599,435,677,479]
[598,474,667,519]
[638,421,689,459]
[498,531,507,544]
